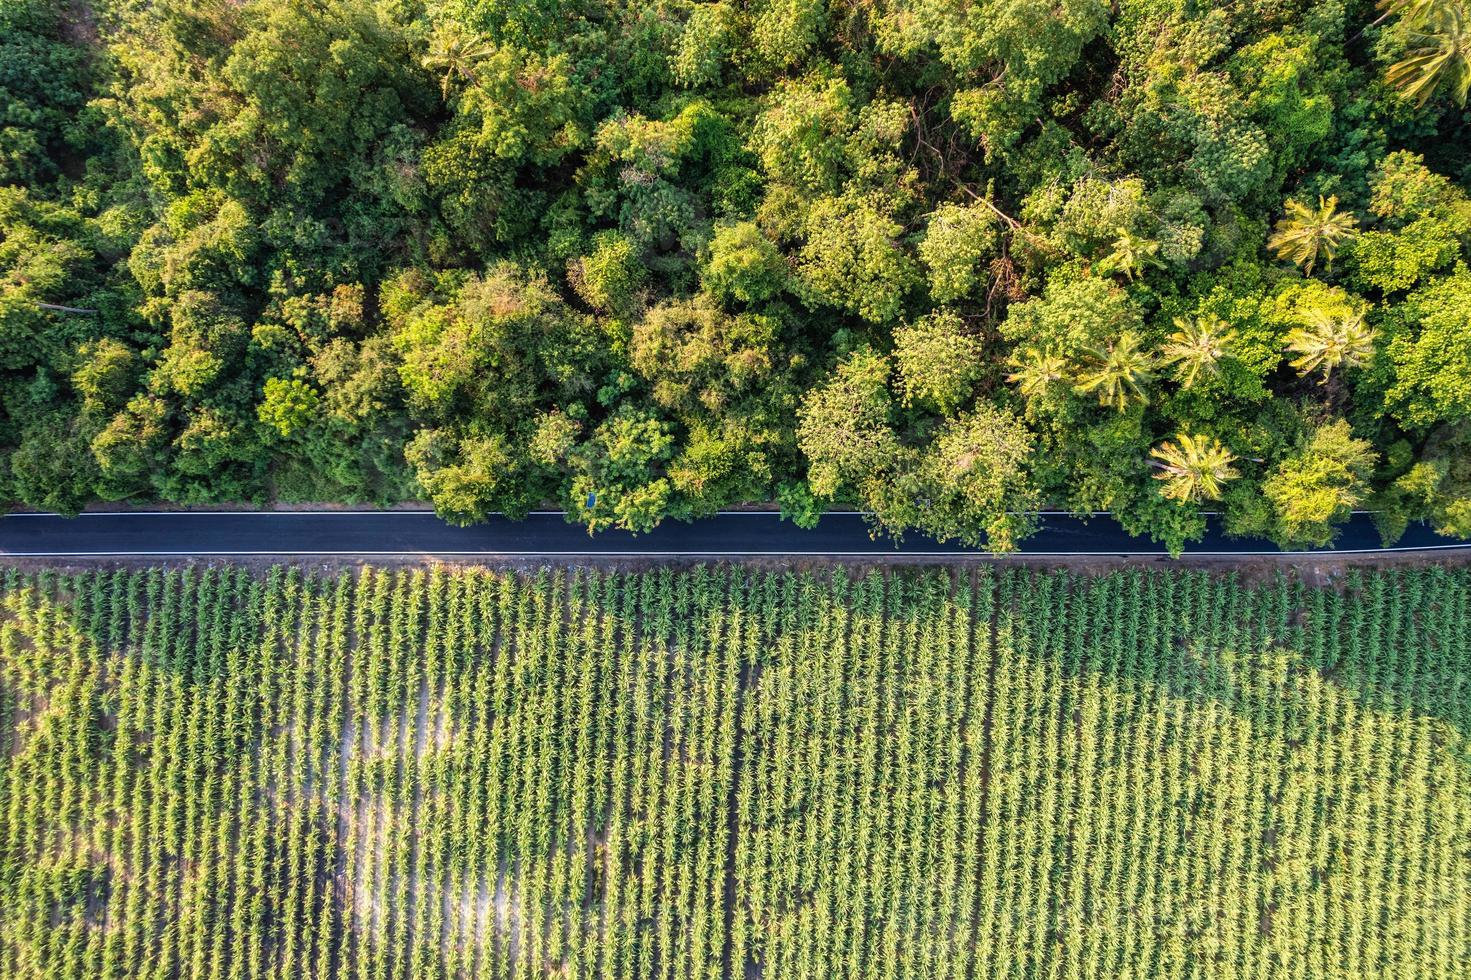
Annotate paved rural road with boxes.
[0,509,1468,557]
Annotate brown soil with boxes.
[4,551,1469,588]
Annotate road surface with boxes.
[0,510,1467,557]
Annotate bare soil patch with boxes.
[6,551,1469,591]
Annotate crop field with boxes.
[1,564,1469,979]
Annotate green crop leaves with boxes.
[1,564,1469,978]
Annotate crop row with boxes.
[1,565,1468,978]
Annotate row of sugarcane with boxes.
[732,568,995,980]
[327,566,744,980]
[2,566,1471,979]
[971,568,1471,980]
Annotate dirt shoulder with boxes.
[5,550,1468,587]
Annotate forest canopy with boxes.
[3,0,1471,551]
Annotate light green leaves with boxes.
[1161,316,1237,390]
[1383,0,1471,106]
[1074,330,1155,411]
[1150,432,1240,503]
[1285,309,1377,382]
[1267,195,1359,277]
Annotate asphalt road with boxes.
[0,509,1467,557]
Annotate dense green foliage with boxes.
[3,563,1471,977]
[3,0,1471,550]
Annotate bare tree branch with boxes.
[37,302,99,315]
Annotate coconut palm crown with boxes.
[1006,347,1070,401]
[1150,433,1241,503]
[1383,0,1471,107]
[1285,309,1377,382]
[1267,196,1359,276]
[1074,331,1155,411]
[1161,315,1237,389]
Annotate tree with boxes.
[567,407,675,533]
[883,0,1108,159]
[796,194,918,324]
[673,3,738,88]
[1383,0,1471,106]
[0,190,117,374]
[1006,347,1070,403]
[389,262,598,424]
[148,290,249,399]
[1267,196,1359,276]
[392,304,484,417]
[1351,152,1471,291]
[916,202,1000,302]
[1262,420,1377,546]
[1286,309,1377,382]
[797,349,899,499]
[1377,422,1471,541]
[0,0,93,185]
[748,74,855,196]
[73,340,140,412]
[164,406,265,502]
[257,377,322,439]
[1096,228,1164,281]
[405,427,536,525]
[628,297,782,414]
[431,41,586,169]
[582,102,730,254]
[1161,316,1236,389]
[909,405,1040,551]
[311,335,402,427]
[701,221,788,305]
[90,395,170,495]
[998,276,1143,356]
[1074,331,1155,411]
[424,22,494,98]
[8,413,98,515]
[746,0,826,75]
[570,232,646,315]
[666,418,782,515]
[1384,269,1471,427]
[1149,433,1239,502]
[1368,150,1471,226]
[892,312,985,413]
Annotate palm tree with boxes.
[1381,0,1446,23]
[424,24,495,97]
[1384,1,1471,107]
[1266,196,1359,276]
[1098,228,1165,281]
[1149,433,1240,503]
[1161,315,1237,389]
[1074,331,1155,411]
[1005,347,1069,401]
[1285,309,1377,382]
